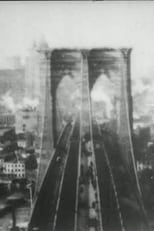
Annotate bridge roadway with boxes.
[28,120,80,231]
[54,121,80,231]
[93,122,123,231]
[28,120,145,231]
[93,121,145,231]
[28,120,77,231]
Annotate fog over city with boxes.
[0,92,39,113]
[0,2,154,120]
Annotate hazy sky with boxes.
[0,1,154,90]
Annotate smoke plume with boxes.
[0,91,39,113]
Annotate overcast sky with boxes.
[0,1,154,93]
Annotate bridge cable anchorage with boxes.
[96,121,125,231]
[51,121,75,231]
[122,58,149,229]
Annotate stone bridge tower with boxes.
[35,48,134,195]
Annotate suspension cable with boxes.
[34,54,49,201]
[121,52,149,228]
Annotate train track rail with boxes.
[74,52,103,231]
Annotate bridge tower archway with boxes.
[50,49,82,146]
[32,48,148,231]
[87,49,133,167]
[37,48,134,183]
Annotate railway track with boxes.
[53,121,80,231]
[93,121,125,231]
[93,120,148,231]
[74,52,103,231]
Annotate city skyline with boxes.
[0,2,154,72]
[0,3,154,230]
[0,2,154,118]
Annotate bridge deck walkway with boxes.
[28,122,74,231]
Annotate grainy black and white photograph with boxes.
[0,1,154,231]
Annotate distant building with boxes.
[150,123,154,140]
[0,114,15,128]
[2,162,25,178]
[7,56,23,70]
[17,132,34,149]
[17,138,26,149]
[0,56,23,70]
[0,159,4,168]
[0,69,25,102]
[0,127,14,141]
[26,131,35,148]
[15,107,39,134]
[25,39,49,99]
[136,160,152,172]
[134,115,153,130]
[24,40,50,143]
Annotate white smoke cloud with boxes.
[91,74,115,118]
[132,76,154,120]
[1,92,16,113]
[0,92,39,113]
[21,97,39,110]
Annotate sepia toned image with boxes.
[0,1,154,231]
